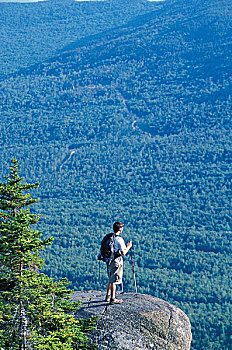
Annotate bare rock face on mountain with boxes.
[72,291,192,350]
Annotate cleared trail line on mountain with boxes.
[59,150,76,171]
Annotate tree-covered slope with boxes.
[0,0,161,76]
[0,0,231,349]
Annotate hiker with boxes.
[105,221,132,304]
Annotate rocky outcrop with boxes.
[72,291,192,350]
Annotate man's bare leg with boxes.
[111,283,116,300]
[110,284,123,304]
[107,282,111,295]
[105,282,111,302]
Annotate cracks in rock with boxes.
[88,295,109,317]
[86,293,102,308]
[87,297,92,308]
[168,311,173,329]
[166,306,173,329]
[101,304,108,316]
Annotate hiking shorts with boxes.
[107,260,123,285]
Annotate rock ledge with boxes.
[72,291,192,350]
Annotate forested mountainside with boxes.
[0,0,160,76]
[0,0,232,349]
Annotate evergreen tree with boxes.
[0,159,95,350]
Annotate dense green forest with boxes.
[0,0,160,76]
[0,0,231,349]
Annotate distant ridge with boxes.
[0,0,162,76]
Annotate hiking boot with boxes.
[105,295,111,302]
[110,298,123,305]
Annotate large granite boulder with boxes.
[72,291,192,350]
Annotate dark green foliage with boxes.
[0,0,231,349]
[0,160,95,349]
[0,0,160,77]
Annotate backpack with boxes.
[97,233,121,264]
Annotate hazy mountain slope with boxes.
[0,0,231,349]
[1,0,231,131]
[0,0,161,76]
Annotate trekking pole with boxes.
[98,260,101,281]
[130,249,138,294]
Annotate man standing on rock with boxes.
[105,221,132,304]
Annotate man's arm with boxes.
[121,241,132,255]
